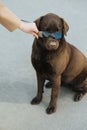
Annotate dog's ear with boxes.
[61,18,69,35]
[34,16,43,30]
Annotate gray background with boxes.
[0,0,87,130]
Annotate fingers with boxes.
[32,32,38,39]
[33,23,38,33]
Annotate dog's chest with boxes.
[32,53,54,76]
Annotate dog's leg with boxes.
[73,78,87,101]
[46,76,61,114]
[31,72,45,105]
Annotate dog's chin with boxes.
[46,40,59,51]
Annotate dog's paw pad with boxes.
[74,92,85,102]
[46,105,56,114]
[31,97,41,105]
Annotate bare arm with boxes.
[0,2,38,38]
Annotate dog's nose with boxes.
[50,41,57,46]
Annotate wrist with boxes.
[19,21,25,31]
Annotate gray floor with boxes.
[0,0,87,130]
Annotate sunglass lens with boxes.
[53,32,62,39]
[43,32,49,37]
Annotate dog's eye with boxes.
[46,27,50,31]
[56,28,59,31]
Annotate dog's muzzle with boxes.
[46,39,59,50]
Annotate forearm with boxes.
[0,2,22,31]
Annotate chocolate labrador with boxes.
[31,13,87,114]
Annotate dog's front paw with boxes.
[31,97,41,105]
[46,105,56,114]
[74,92,85,102]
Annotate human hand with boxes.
[20,22,38,38]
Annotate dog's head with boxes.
[34,13,69,51]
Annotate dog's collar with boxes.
[38,31,62,40]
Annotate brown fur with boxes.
[31,13,87,114]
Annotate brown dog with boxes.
[31,13,87,114]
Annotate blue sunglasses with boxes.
[38,31,62,39]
